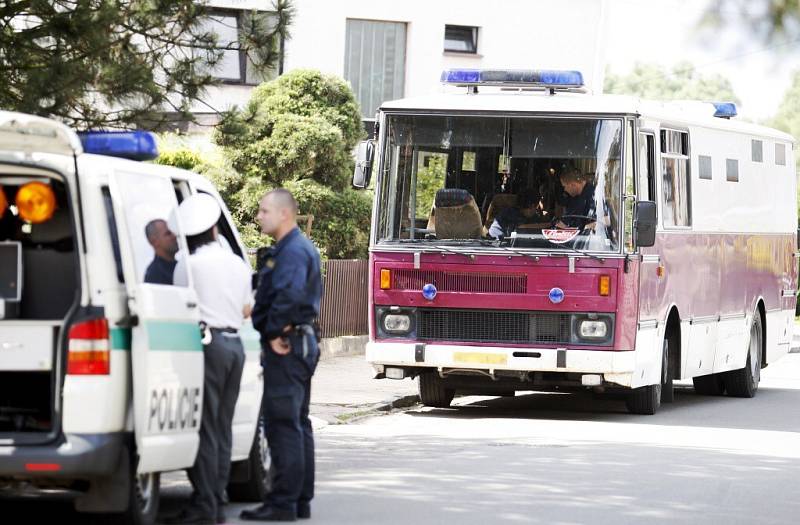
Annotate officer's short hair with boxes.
[265,188,299,216]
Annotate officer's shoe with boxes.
[239,504,297,522]
[217,509,226,524]
[297,502,311,519]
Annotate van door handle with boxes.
[186,301,198,309]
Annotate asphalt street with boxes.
[4,353,800,524]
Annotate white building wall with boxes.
[284,0,608,102]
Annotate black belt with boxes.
[210,326,238,334]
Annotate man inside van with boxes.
[143,219,178,285]
[166,194,253,525]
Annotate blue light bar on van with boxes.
[711,102,737,119]
[440,68,585,88]
[78,131,159,161]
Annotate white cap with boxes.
[170,193,221,236]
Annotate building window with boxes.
[444,25,478,54]
[202,10,276,85]
[726,158,739,182]
[698,155,712,180]
[751,139,763,162]
[776,143,787,166]
[344,19,407,119]
[660,129,691,227]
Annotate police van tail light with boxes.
[67,318,111,375]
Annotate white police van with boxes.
[0,112,267,524]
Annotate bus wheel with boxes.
[661,336,675,403]
[418,372,455,408]
[228,417,271,502]
[692,373,725,395]
[625,342,666,415]
[724,314,762,398]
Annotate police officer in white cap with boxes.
[166,194,253,525]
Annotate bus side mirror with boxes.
[633,200,657,248]
[352,140,375,189]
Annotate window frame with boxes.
[204,8,275,86]
[775,143,787,166]
[444,24,479,54]
[659,127,692,229]
[751,139,763,163]
[698,155,713,181]
[726,158,739,182]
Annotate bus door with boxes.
[109,170,204,474]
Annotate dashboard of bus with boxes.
[374,114,624,253]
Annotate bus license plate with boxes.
[453,352,507,365]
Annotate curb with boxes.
[319,335,368,360]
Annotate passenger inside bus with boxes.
[487,188,547,239]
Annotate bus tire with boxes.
[692,373,725,395]
[418,372,455,408]
[724,314,762,398]
[228,417,271,502]
[625,341,666,414]
[661,336,675,403]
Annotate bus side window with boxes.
[638,132,656,201]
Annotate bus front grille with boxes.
[417,308,571,345]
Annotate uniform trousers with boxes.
[261,332,319,513]
[187,329,245,518]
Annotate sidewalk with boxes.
[309,352,419,426]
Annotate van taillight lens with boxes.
[67,318,110,375]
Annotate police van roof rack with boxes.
[441,69,588,95]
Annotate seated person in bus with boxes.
[554,166,597,230]
[488,189,545,239]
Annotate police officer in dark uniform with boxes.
[241,189,322,522]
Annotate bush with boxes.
[213,69,372,258]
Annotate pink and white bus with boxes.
[352,69,797,414]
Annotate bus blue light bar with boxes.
[79,131,159,161]
[711,102,737,119]
[440,68,585,88]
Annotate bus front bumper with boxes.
[366,341,635,387]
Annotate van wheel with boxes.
[419,372,455,408]
[724,314,762,398]
[111,469,159,525]
[693,373,725,395]
[228,417,271,502]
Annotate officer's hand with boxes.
[269,336,291,355]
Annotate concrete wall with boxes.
[284,0,609,98]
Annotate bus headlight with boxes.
[571,314,614,344]
[578,320,607,339]
[383,314,411,333]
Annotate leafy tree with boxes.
[213,69,371,258]
[0,0,293,129]
[605,62,740,103]
[703,1,800,42]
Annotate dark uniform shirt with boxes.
[144,255,177,285]
[252,227,322,342]
[561,182,597,228]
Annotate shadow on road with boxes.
[406,384,800,433]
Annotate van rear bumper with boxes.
[0,432,126,479]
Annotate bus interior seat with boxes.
[432,188,482,239]
[484,193,519,229]
[21,210,77,319]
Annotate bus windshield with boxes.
[375,114,623,253]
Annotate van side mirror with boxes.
[352,140,375,189]
[633,200,657,248]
